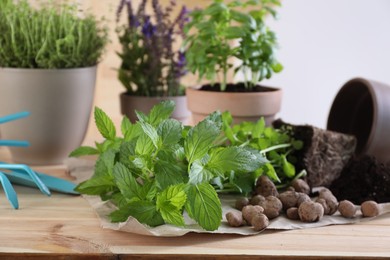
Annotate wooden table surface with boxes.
[0,146,390,260]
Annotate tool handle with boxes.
[0,111,30,124]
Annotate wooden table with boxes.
[0,147,390,259]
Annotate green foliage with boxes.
[221,111,304,188]
[0,0,108,68]
[184,0,283,91]
[70,100,268,231]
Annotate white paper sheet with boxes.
[67,158,390,237]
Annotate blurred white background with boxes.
[262,0,390,127]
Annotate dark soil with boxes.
[200,82,278,93]
[273,119,357,188]
[329,156,390,204]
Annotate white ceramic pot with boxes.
[0,66,97,165]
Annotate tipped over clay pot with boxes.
[327,78,390,163]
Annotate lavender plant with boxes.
[0,0,108,69]
[117,0,188,97]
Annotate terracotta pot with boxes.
[327,78,390,163]
[0,66,97,165]
[186,86,283,125]
[120,93,190,124]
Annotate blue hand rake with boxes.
[0,112,78,209]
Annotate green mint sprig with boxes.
[70,101,267,231]
[221,111,304,189]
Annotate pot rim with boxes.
[328,77,378,155]
[0,65,98,73]
[120,91,187,99]
[186,85,282,97]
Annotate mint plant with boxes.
[184,0,283,91]
[0,0,108,69]
[70,101,267,231]
[221,112,305,190]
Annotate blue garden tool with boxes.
[0,112,78,209]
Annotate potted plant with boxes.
[0,0,108,165]
[116,0,190,123]
[184,0,283,124]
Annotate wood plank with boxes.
[1,149,390,259]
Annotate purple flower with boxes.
[117,0,189,97]
[175,51,187,78]
[141,16,156,38]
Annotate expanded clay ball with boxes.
[256,175,279,197]
[291,179,311,194]
[286,207,299,220]
[318,188,339,215]
[361,201,381,217]
[338,200,357,218]
[226,211,244,227]
[242,205,264,225]
[252,213,269,231]
[297,193,311,207]
[278,191,299,210]
[298,201,324,222]
[235,197,250,210]
[258,196,283,219]
[250,195,266,206]
[316,198,330,215]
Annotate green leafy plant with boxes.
[0,0,108,68]
[184,0,283,91]
[221,112,305,190]
[70,101,267,231]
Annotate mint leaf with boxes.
[110,200,164,226]
[188,160,214,185]
[121,117,142,141]
[263,163,281,182]
[156,184,187,226]
[159,204,185,226]
[113,162,143,201]
[135,133,155,155]
[252,117,265,139]
[208,146,267,173]
[135,110,148,122]
[184,119,220,165]
[75,175,115,195]
[149,100,175,126]
[119,140,137,169]
[94,107,116,140]
[121,116,131,136]
[94,149,116,178]
[139,121,161,148]
[185,183,222,231]
[155,159,184,190]
[281,154,295,177]
[95,139,121,153]
[157,119,183,147]
[69,146,99,157]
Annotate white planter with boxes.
[0,66,97,165]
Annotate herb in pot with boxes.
[70,101,267,231]
[184,0,283,91]
[0,0,108,68]
[116,0,189,97]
